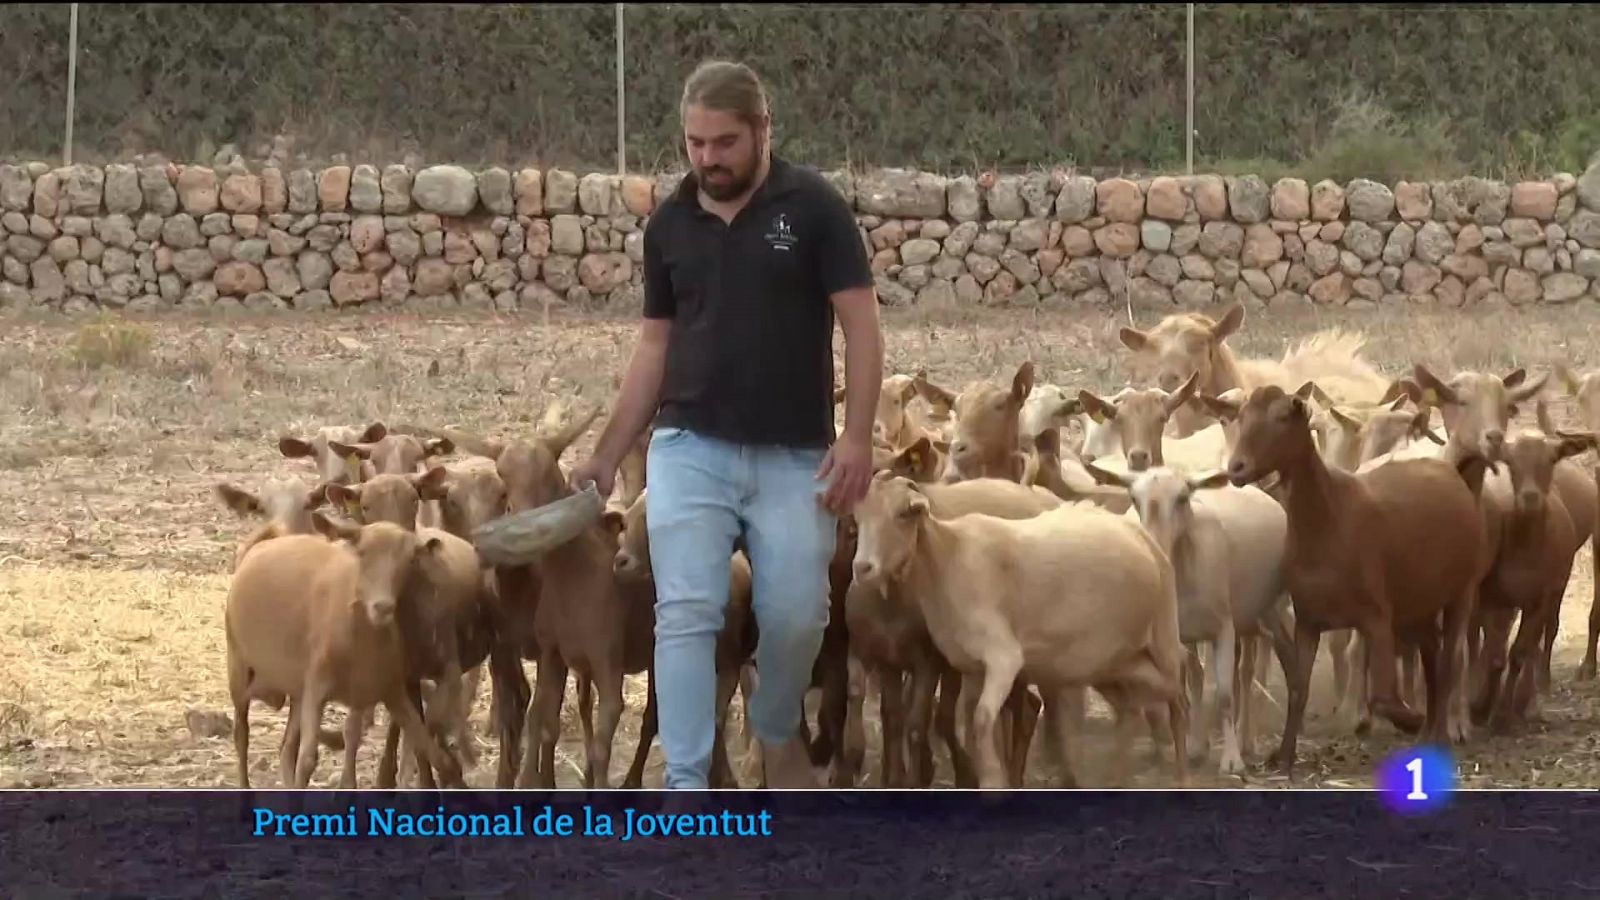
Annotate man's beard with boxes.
[697,162,755,201]
[696,137,764,202]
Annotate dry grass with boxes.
[7,299,1600,790]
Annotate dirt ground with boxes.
[6,299,1600,792]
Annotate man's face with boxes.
[684,104,764,202]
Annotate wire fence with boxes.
[3,3,1599,179]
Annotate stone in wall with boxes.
[2,157,1597,314]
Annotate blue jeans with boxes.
[644,425,837,789]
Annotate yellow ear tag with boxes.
[1421,388,1438,406]
[1088,410,1105,425]
[345,452,361,471]
[907,451,922,469]
[345,498,361,518]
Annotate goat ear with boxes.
[359,422,388,442]
[1509,370,1550,403]
[1190,470,1232,492]
[1198,393,1241,423]
[1330,408,1360,431]
[1083,462,1134,490]
[1293,381,1319,402]
[214,483,261,518]
[1078,390,1117,424]
[311,512,362,544]
[1502,368,1527,389]
[896,436,936,480]
[1556,431,1599,460]
[913,373,956,415]
[1380,378,1422,408]
[423,437,454,457]
[326,483,362,518]
[412,466,450,501]
[1166,372,1200,415]
[278,437,314,459]
[898,378,918,403]
[601,508,627,537]
[1011,361,1035,404]
[1210,302,1245,342]
[1119,327,1150,352]
[329,440,371,461]
[306,483,332,509]
[1412,364,1460,407]
[906,492,932,518]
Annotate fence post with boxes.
[1185,2,1194,175]
[616,3,626,175]
[65,2,79,166]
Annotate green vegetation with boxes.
[1,3,1597,178]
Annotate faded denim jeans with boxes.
[644,425,837,790]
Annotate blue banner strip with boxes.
[3,789,1597,897]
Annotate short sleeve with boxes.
[815,185,873,297]
[641,212,675,319]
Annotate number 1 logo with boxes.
[1379,747,1454,816]
[1405,757,1428,801]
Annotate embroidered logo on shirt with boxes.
[766,213,798,251]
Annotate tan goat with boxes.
[214,476,353,756]
[852,472,1190,789]
[844,475,1064,788]
[1118,301,1390,438]
[226,517,464,789]
[1551,363,1600,680]
[1076,373,1230,475]
[401,401,604,787]
[1084,463,1296,775]
[278,421,387,485]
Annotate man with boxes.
[566,60,883,790]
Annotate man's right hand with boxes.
[568,454,616,499]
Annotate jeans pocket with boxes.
[650,426,690,447]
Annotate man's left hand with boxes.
[817,432,874,515]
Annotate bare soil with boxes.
[6,300,1600,792]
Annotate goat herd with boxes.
[212,300,1600,792]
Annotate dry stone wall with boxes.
[2,157,1600,315]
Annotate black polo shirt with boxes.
[642,155,873,449]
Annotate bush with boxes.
[2,3,1597,175]
[71,313,153,370]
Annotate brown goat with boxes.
[226,517,464,789]
[325,468,500,789]
[1224,384,1490,773]
[1471,428,1592,731]
[1412,364,1597,698]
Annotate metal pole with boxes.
[1185,2,1194,175]
[65,2,79,166]
[615,3,626,175]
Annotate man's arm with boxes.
[590,318,671,468]
[589,215,674,471]
[815,186,882,445]
[833,285,883,444]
